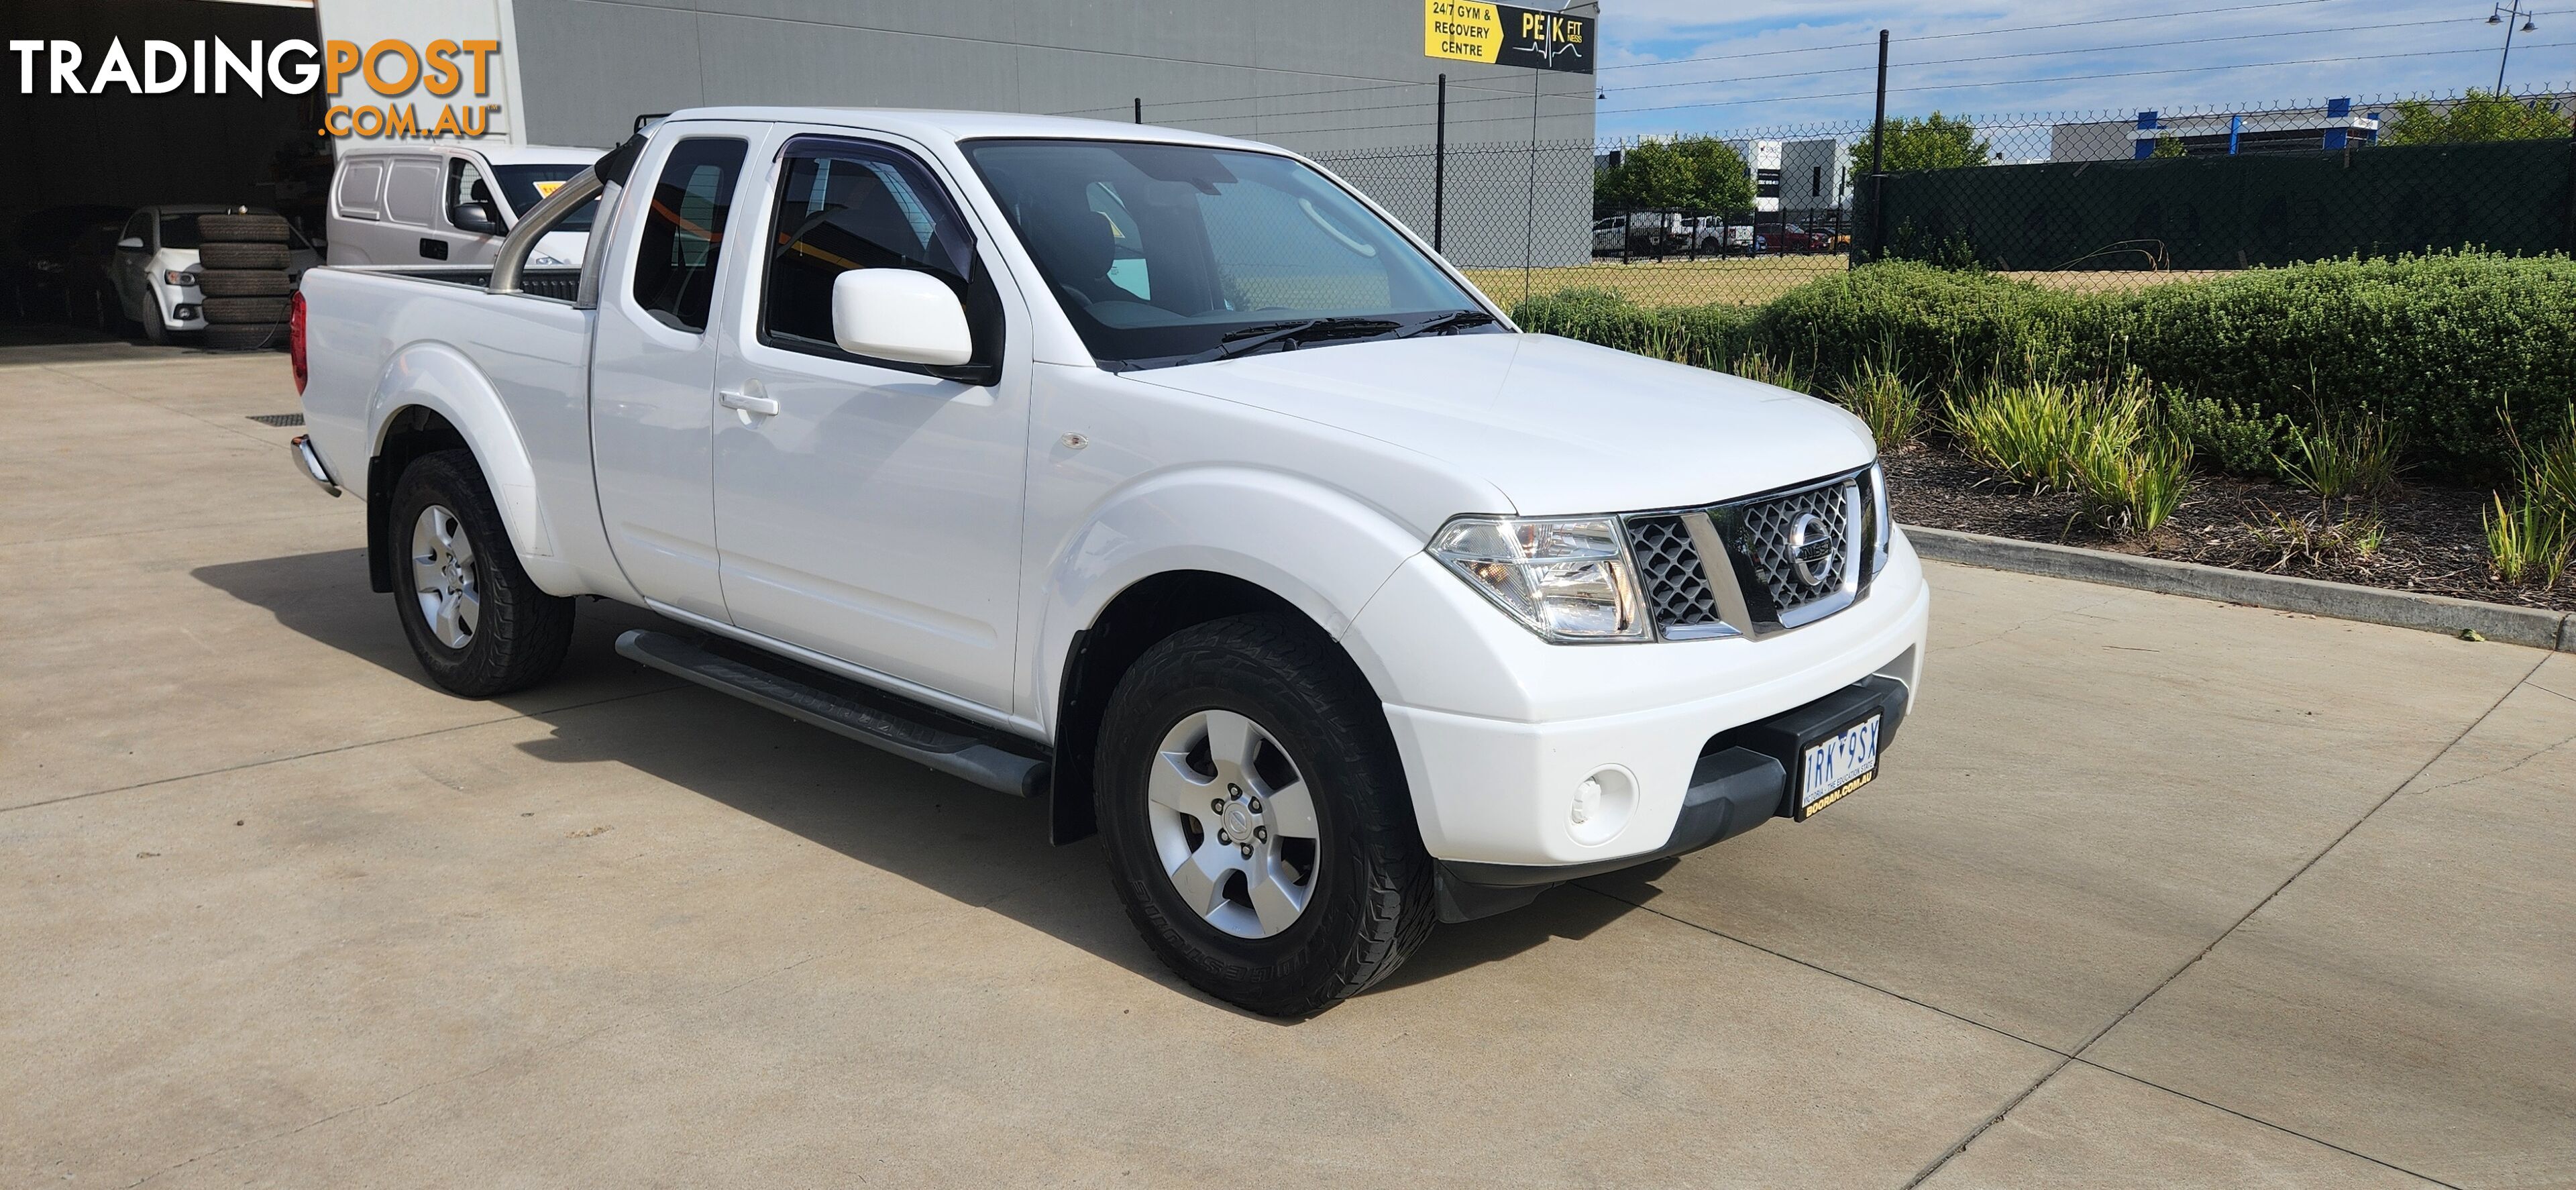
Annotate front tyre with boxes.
[1095,614,1435,1016]
[389,449,574,697]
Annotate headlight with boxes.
[163,270,198,287]
[1429,515,1650,643]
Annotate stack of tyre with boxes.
[193,210,294,351]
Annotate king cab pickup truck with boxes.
[287,108,1928,1016]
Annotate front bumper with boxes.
[1344,533,1931,872]
[1433,675,1911,920]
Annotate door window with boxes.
[446,159,491,209]
[336,161,384,220]
[759,138,998,374]
[491,164,598,231]
[383,160,441,227]
[159,215,205,249]
[631,138,747,334]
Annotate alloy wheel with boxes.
[409,504,482,649]
[1145,708,1322,938]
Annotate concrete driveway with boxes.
[4,349,2569,1189]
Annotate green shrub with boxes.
[1833,349,1925,447]
[2074,427,2192,535]
[2485,492,2571,587]
[2517,404,2576,519]
[2278,409,2404,500]
[1748,262,2076,389]
[2487,405,2576,587]
[2165,392,2293,478]
[1511,287,1671,354]
[1512,287,1752,369]
[1531,254,2576,483]
[2094,254,2576,482]
[2251,504,2387,569]
[1729,351,1811,394]
[1949,376,2090,488]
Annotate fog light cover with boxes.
[172,304,199,321]
[1568,766,1638,845]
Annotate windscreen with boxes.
[159,215,203,250]
[963,140,1487,369]
[493,164,599,232]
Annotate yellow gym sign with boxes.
[1424,1,1593,73]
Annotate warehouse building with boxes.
[3,0,1601,313]
[317,0,1599,266]
[2049,99,2383,162]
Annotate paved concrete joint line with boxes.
[1597,885,2469,1190]
[1896,649,2548,1189]
[1908,525,2576,653]
[0,685,686,816]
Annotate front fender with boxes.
[1032,466,1428,735]
[368,341,559,572]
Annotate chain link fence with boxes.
[1307,87,2576,311]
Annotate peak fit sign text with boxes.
[9,38,506,138]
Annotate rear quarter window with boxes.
[336,160,384,220]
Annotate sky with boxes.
[1590,0,2575,144]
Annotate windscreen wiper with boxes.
[1390,309,1499,339]
[1191,317,1404,364]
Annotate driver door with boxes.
[708,132,1032,716]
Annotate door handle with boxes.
[718,388,778,417]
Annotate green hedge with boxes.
[1513,254,2576,481]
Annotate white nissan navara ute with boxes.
[286,109,1928,1016]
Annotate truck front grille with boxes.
[1625,515,1723,631]
[1621,467,1873,640]
[1726,478,1856,618]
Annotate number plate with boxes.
[1796,714,1880,820]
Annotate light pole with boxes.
[2489,1,2538,92]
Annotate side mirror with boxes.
[830,269,973,368]
[448,202,504,235]
[117,236,146,251]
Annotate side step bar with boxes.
[614,629,1049,798]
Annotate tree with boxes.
[2149,134,2190,159]
[2381,91,2573,145]
[1845,112,1995,179]
[1594,136,1756,215]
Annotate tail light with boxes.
[288,289,308,394]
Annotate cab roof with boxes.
[656,107,1285,154]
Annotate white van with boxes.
[327,143,602,268]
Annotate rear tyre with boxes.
[195,213,291,242]
[1094,613,1436,1016]
[197,269,291,298]
[202,295,290,324]
[389,449,576,698]
[197,242,289,270]
[202,323,285,351]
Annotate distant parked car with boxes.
[1678,216,1754,256]
[1769,224,1835,255]
[328,142,601,268]
[109,205,321,343]
[1593,213,1676,256]
[1595,213,1751,258]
